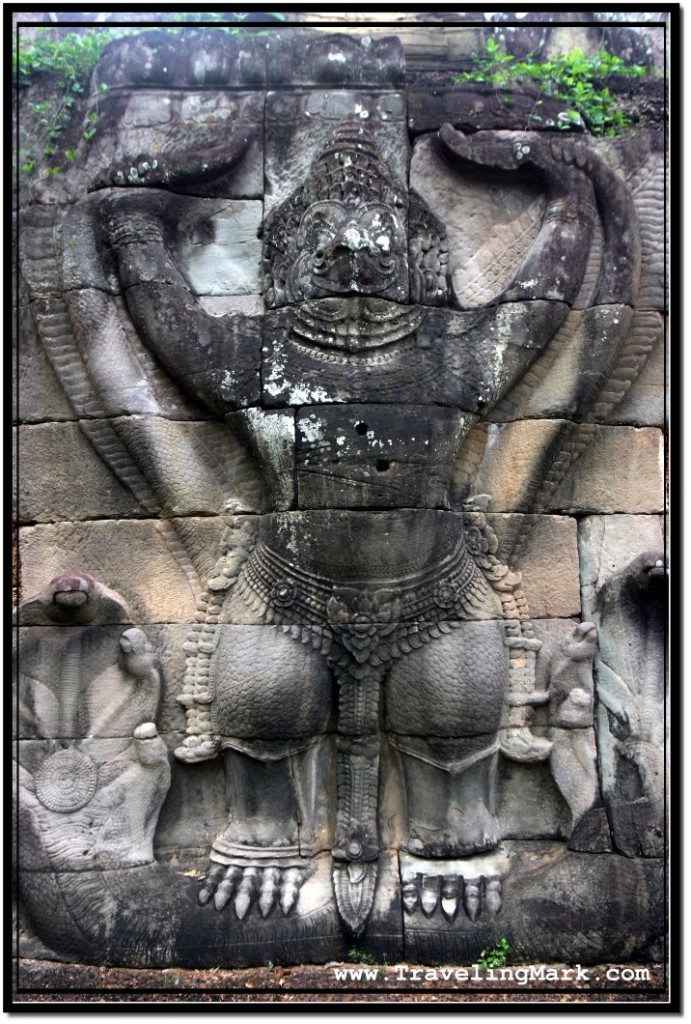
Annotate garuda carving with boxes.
[16,33,659,960]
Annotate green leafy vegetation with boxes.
[452,37,647,135]
[346,947,377,964]
[475,937,510,969]
[13,27,123,85]
[12,16,285,185]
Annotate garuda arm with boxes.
[97,159,261,418]
[439,125,639,413]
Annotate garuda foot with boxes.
[400,848,510,923]
[198,861,307,919]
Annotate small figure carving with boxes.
[15,576,171,873]
[548,621,600,833]
[594,551,666,857]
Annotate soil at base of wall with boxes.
[11,958,669,1006]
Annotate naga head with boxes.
[263,118,449,308]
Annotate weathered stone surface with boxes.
[120,284,262,412]
[411,133,542,308]
[489,305,640,423]
[582,526,666,859]
[265,31,405,87]
[489,514,581,619]
[409,88,575,135]
[578,517,666,857]
[462,419,565,513]
[94,29,268,89]
[62,197,121,294]
[198,294,264,318]
[452,127,641,307]
[504,846,664,961]
[85,90,264,198]
[15,423,146,523]
[15,622,192,741]
[14,304,75,424]
[295,404,474,509]
[567,806,614,853]
[17,517,226,623]
[18,206,66,300]
[154,752,228,859]
[227,408,297,512]
[550,425,664,514]
[469,420,664,515]
[578,514,665,619]
[589,134,666,313]
[13,23,667,972]
[262,300,568,415]
[264,91,409,216]
[15,853,399,969]
[596,19,667,70]
[109,416,265,515]
[628,144,667,312]
[605,315,666,426]
[17,729,171,871]
[17,416,264,522]
[403,843,663,965]
[175,199,263,296]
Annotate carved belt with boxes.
[234,535,497,649]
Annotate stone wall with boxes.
[13,18,668,970]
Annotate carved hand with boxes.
[439,124,596,306]
[97,188,260,416]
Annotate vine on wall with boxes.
[12,15,285,185]
[453,37,648,135]
[13,22,652,187]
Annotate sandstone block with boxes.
[109,416,265,516]
[174,199,263,296]
[85,90,265,199]
[14,305,75,424]
[94,30,268,90]
[16,422,145,523]
[264,90,409,215]
[17,517,229,623]
[265,31,405,87]
[468,420,664,515]
[295,404,473,509]
[550,426,664,515]
[409,88,573,135]
[488,513,581,618]
[154,751,229,857]
[410,132,544,309]
[578,513,665,619]
[489,305,645,423]
[18,206,66,300]
[605,315,666,427]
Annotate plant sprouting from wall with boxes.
[12,16,285,185]
[452,37,648,135]
[13,27,123,184]
[475,937,510,970]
